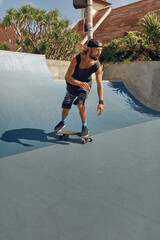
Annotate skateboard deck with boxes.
[56,130,93,144]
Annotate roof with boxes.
[94,0,111,6]
[74,0,160,44]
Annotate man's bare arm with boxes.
[65,56,90,91]
[95,66,104,116]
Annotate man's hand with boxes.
[80,82,90,91]
[97,104,103,116]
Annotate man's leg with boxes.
[62,108,70,122]
[54,91,75,132]
[54,108,70,132]
[74,90,89,136]
[77,103,89,137]
[77,104,87,122]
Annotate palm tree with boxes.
[141,13,160,52]
[1,4,80,59]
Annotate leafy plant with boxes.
[100,13,160,64]
[1,4,81,60]
[100,31,146,64]
[140,13,160,60]
[100,39,120,63]
[0,42,9,50]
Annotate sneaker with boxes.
[54,121,65,132]
[80,126,89,137]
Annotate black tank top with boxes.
[67,53,101,93]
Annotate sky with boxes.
[0,0,141,27]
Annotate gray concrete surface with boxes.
[47,59,70,80]
[1,50,160,240]
[103,62,160,111]
[1,119,160,240]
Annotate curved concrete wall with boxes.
[103,62,160,112]
[47,59,160,111]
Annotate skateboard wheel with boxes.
[58,135,62,140]
[89,138,93,142]
[81,140,85,144]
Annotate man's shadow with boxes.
[0,128,68,147]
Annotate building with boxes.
[0,24,16,51]
[74,0,160,45]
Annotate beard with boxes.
[89,53,98,61]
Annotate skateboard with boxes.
[56,130,93,144]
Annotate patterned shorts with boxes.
[62,90,88,109]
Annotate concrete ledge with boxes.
[46,59,70,80]
[103,62,160,112]
[46,58,97,81]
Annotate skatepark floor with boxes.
[0,51,160,240]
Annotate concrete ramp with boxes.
[0,51,67,157]
[1,51,160,158]
[103,61,160,111]
[0,51,160,240]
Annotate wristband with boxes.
[99,100,104,105]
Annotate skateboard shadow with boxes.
[0,128,69,147]
[55,134,84,144]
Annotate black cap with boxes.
[87,38,103,48]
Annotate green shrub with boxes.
[100,13,160,64]
[0,42,9,50]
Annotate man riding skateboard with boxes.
[54,38,104,137]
